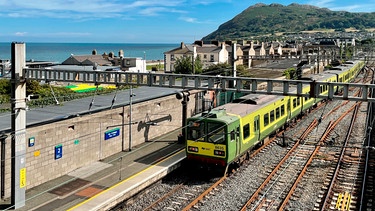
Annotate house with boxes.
[61,49,147,72]
[62,54,112,66]
[316,37,355,47]
[164,41,229,73]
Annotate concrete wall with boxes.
[0,91,200,199]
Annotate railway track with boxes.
[359,62,375,210]
[113,64,374,211]
[189,67,372,210]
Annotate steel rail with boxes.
[239,119,319,211]
[321,102,361,210]
[143,183,185,211]
[279,99,362,210]
[359,64,375,210]
[181,176,226,211]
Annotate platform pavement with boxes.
[0,130,185,211]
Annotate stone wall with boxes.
[0,91,201,198]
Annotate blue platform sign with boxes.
[55,144,62,160]
[105,128,120,140]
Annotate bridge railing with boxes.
[24,67,375,102]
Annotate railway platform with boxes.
[0,130,185,211]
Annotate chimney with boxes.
[221,42,226,50]
[118,49,124,58]
[180,42,185,49]
[211,40,219,46]
[194,40,203,46]
[237,40,245,45]
[109,52,114,58]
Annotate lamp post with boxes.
[176,91,190,143]
[0,132,8,199]
[129,85,136,151]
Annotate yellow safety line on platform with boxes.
[67,149,185,211]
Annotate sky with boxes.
[0,0,374,44]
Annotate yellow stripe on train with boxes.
[187,140,226,158]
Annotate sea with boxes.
[0,42,179,63]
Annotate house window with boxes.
[204,55,207,59]
[126,60,130,65]
[171,55,175,61]
[210,55,214,62]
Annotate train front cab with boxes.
[185,114,240,173]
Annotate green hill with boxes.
[202,3,375,41]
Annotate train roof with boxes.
[217,94,284,117]
[300,72,336,82]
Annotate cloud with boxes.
[306,0,374,12]
[178,16,216,25]
[139,7,169,16]
[0,0,189,19]
[180,17,198,23]
[0,0,230,20]
[15,32,27,36]
[307,0,335,8]
[331,3,375,12]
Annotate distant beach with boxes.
[0,42,179,63]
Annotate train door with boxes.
[254,116,260,144]
[287,99,292,121]
[235,127,240,156]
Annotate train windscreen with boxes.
[187,121,226,144]
[207,122,226,144]
[187,121,204,141]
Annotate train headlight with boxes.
[214,150,225,157]
[188,146,199,152]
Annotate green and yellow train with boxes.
[185,60,365,172]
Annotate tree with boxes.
[283,67,297,79]
[204,63,232,75]
[174,56,193,74]
[173,55,203,74]
[194,55,203,74]
[0,79,11,95]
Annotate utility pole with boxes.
[11,42,26,209]
[231,43,237,88]
[129,86,135,151]
[176,91,190,143]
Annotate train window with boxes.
[264,114,269,126]
[270,110,275,122]
[230,130,236,141]
[297,98,300,106]
[281,105,285,116]
[253,119,258,132]
[243,123,250,139]
[187,120,204,140]
[276,107,280,119]
[293,98,297,108]
[207,122,225,144]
